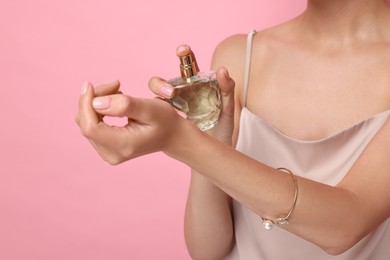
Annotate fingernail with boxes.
[176,45,191,55]
[176,110,187,119]
[93,96,111,110]
[161,85,173,98]
[177,45,188,52]
[81,81,89,94]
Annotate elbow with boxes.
[186,241,233,260]
[187,250,232,260]
[323,245,351,256]
[185,235,234,260]
[320,231,363,256]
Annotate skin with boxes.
[76,0,390,258]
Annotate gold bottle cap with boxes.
[177,45,199,78]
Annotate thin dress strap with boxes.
[242,29,257,107]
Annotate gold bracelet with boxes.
[261,167,298,231]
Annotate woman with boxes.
[76,0,390,259]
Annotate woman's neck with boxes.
[298,0,390,46]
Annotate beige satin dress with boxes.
[228,30,390,260]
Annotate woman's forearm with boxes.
[184,170,234,259]
[167,127,381,255]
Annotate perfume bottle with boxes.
[167,47,221,131]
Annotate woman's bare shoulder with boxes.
[211,34,247,70]
[212,21,299,63]
[210,18,301,81]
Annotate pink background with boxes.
[0,1,306,259]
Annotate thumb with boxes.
[92,94,171,123]
[216,67,235,117]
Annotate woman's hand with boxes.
[75,80,189,165]
[149,45,236,145]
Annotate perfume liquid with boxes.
[167,47,221,131]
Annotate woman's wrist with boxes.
[207,130,233,146]
[163,118,203,160]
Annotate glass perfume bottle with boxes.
[167,47,221,131]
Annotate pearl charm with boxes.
[262,219,274,231]
[259,168,297,232]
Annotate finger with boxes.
[148,76,175,99]
[148,45,194,99]
[94,80,121,96]
[76,81,137,163]
[76,81,100,130]
[216,67,235,95]
[92,94,170,123]
[216,67,236,118]
[176,44,192,57]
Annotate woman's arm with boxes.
[183,68,236,259]
[152,37,390,256]
[76,38,390,257]
[184,171,234,259]
[182,36,247,259]
[168,115,390,255]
